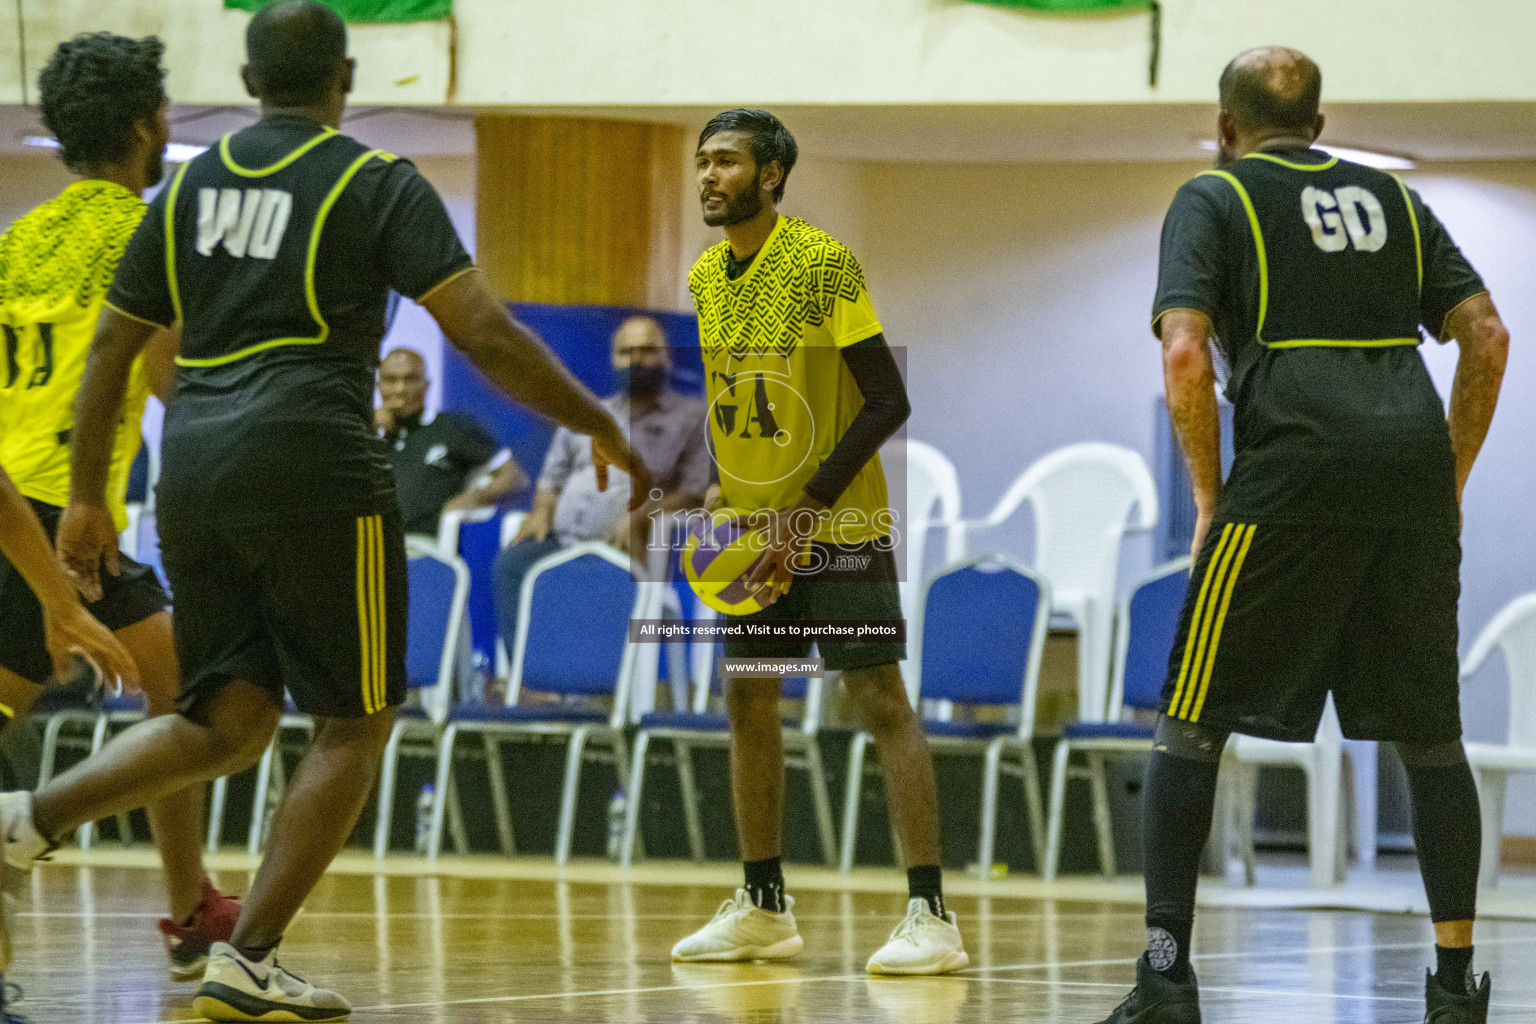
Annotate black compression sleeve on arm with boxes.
[803,334,911,508]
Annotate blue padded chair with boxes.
[618,612,838,869]
[236,538,470,857]
[1042,557,1190,881]
[427,542,662,865]
[372,539,472,857]
[838,557,1051,875]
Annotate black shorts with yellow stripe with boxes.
[1161,519,1462,744]
[160,507,406,719]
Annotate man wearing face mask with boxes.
[490,315,709,645]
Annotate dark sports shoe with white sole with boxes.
[0,978,31,1023]
[1095,958,1201,1024]
[1424,969,1490,1023]
[192,942,351,1022]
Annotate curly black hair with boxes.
[38,33,167,175]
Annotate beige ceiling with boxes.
[4,102,1536,165]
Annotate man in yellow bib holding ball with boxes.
[673,109,967,977]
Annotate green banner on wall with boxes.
[967,0,1162,85]
[970,0,1147,8]
[224,0,451,24]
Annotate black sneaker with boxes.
[1096,958,1201,1024]
[1425,969,1490,1023]
[1,977,33,1024]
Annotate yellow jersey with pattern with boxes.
[0,180,152,531]
[689,216,890,544]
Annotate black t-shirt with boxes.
[1153,148,1487,528]
[108,115,474,525]
[384,412,500,535]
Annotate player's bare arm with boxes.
[1158,308,1223,557]
[0,466,138,689]
[421,269,651,508]
[1442,292,1509,505]
[743,334,910,603]
[143,326,180,404]
[57,307,160,601]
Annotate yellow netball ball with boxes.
[682,509,810,616]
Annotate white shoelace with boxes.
[890,907,928,945]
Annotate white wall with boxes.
[454,0,1536,104]
[10,0,1536,106]
[1406,165,1536,831]
[377,155,476,414]
[0,154,75,226]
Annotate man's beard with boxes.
[702,172,765,227]
[144,152,165,188]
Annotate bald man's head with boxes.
[378,347,428,421]
[244,0,349,107]
[1219,47,1322,137]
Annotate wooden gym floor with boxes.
[12,854,1536,1023]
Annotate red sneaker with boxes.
[158,881,240,982]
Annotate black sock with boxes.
[1435,945,1475,995]
[1141,749,1222,983]
[744,856,785,913]
[235,941,278,963]
[907,864,945,919]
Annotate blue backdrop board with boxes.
[440,303,704,666]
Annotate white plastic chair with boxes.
[1228,697,1352,889]
[1460,593,1536,887]
[880,439,964,697]
[119,503,144,562]
[955,443,1158,725]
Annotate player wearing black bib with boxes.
[1099,49,1510,1024]
[0,4,646,1021]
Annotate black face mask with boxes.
[615,365,666,399]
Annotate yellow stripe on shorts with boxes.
[356,517,375,715]
[371,515,387,714]
[1190,524,1257,723]
[1168,524,1234,717]
[1177,525,1248,719]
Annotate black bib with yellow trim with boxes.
[1201,150,1456,528]
[163,122,394,369]
[1206,150,1423,351]
[153,118,404,526]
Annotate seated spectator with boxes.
[492,315,708,646]
[377,347,527,537]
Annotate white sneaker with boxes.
[192,942,351,1022]
[0,794,47,872]
[866,899,969,976]
[671,890,804,963]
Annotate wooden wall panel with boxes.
[475,116,683,308]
